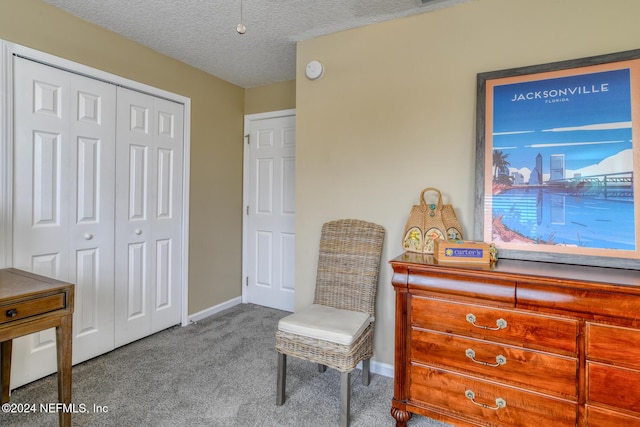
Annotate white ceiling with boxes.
[42,0,469,88]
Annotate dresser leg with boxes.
[1,340,12,403]
[391,406,412,427]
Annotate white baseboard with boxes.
[186,296,242,324]
[364,360,394,378]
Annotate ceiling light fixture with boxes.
[236,0,246,34]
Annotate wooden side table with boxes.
[0,268,74,427]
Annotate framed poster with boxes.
[475,49,640,269]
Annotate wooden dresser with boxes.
[390,252,640,427]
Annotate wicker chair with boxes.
[275,219,385,427]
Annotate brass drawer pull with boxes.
[466,313,507,330]
[465,348,507,367]
[465,389,507,410]
[6,308,18,318]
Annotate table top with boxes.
[0,268,73,301]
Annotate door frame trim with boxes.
[0,39,191,327]
[241,109,296,306]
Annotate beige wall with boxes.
[296,0,640,365]
[0,0,245,315]
[245,80,296,115]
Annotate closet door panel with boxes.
[13,62,69,276]
[115,87,154,346]
[70,73,116,364]
[114,88,183,346]
[11,57,116,387]
[151,97,183,332]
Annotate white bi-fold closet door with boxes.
[11,56,184,388]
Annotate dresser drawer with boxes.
[518,282,640,321]
[0,292,67,325]
[411,297,578,353]
[586,405,640,427]
[408,271,515,304]
[411,328,578,398]
[587,323,640,367]
[410,364,578,427]
[588,362,640,413]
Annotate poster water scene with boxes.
[489,68,636,252]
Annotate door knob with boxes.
[84,233,93,240]
[135,229,142,235]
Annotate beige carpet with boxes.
[2,303,450,427]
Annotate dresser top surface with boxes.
[390,252,640,290]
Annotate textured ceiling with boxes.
[42,0,469,88]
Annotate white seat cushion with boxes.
[277,304,371,346]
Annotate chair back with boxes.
[313,219,385,317]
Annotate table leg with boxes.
[1,340,11,403]
[56,315,72,427]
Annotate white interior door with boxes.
[114,87,183,347]
[244,111,296,312]
[12,56,116,386]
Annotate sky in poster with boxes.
[491,68,632,175]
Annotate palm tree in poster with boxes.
[493,150,512,185]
